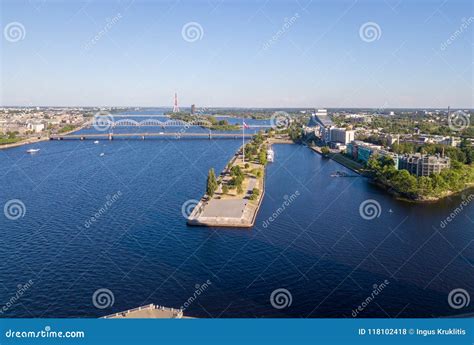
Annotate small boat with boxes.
[159,132,165,135]
[26,149,40,154]
[331,171,348,177]
[100,153,105,157]
[94,140,100,144]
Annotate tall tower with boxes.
[173,92,180,113]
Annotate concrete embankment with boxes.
[102,304,188,319]
[309,146,366,175]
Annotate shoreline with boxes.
[0,137,50,150]
[0,125,86,151]
[308,145,473,203]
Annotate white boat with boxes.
[94,140,100,144]
[266,148,274,162]
[159,132,164,134]
[26,149,40,154]
[100,153,105,157]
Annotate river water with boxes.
[0,115,473,318]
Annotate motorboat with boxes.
[26,149,40,154]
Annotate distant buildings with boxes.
[398,153,450,177]
[313,109,333,127]
[27,122,45,133]
[346,140,451,176]
[309,108,354,148]
[329,128,355,145]
[346,140,399,169]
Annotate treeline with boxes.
[169,113,239,130]
[367,155,474,199]
[244,132,268,165]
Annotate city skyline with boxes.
[1,0,473,108]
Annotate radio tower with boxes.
[172,92,180,113]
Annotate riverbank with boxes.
[187,139,268,228]
[370,178,474,203]
[309,145,474,203]
[0,136,49,150]
[309,145,367,175]
[0,124,86,151]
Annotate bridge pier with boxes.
[108,133,113,141]
[142,135,145,140]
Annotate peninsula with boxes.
[187,132,272,228]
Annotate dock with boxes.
[102,304,186,319]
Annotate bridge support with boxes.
[108,133,113,141]
[142,135,145,140]
[208,132,212,140]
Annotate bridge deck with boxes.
[50,132,254,140]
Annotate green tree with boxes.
[259,150,267,165]
[391,170,418,195]
[321,146,330,156]
[206,168,218,197]
[417,176,433,196]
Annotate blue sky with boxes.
[1,0,472,108]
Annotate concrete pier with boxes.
[102,304,186,319]
[187,142,267,228]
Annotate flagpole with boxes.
[242,120,245,163]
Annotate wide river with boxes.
[0,115,473,318]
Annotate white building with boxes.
[315,109,328,117]
[329,128,355,144]
[27,122,45,133]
